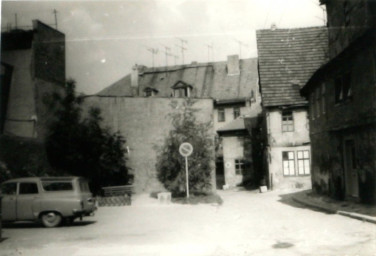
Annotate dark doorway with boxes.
[216,157,225,189]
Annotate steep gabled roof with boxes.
[256,26,328,107]
[97,57,259,101]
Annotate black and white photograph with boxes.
[0,0,375,255]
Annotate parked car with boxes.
[0,176,97,227]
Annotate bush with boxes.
[155,99,214,195]
[45,80,129,194]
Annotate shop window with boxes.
[235,159,244,175]
[218,108,225,122]
[282,111,294,132]
[283,151,295,176]
[233,107,240,119]
[297,150,310,175]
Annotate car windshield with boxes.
[42,181,73,191]
[79,180,90,192]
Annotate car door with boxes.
[17,182,40,220]
[1,182,17,221]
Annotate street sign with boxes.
[179,142,193,157]
[179,142,193,198]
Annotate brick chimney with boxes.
[227,55,240,76]
[131,64,139,96]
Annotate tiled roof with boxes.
[97,58,259,101]
[256,26,328,107]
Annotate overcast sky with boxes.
[1,0,326,94]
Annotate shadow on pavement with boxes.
[3,220,97,229]
[0,237,9,243]
[277,190,334,215]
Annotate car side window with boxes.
[1,183,17,195]
[19,182,39,194]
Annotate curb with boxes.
[292,196,376,225]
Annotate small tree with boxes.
[45,79,128,194]
[155,99,214,196]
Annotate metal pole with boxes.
[185,156,189,198]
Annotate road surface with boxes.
[1,190,375,256]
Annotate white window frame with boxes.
[235,159,244,175]
[297,150,310,175]
[218,108,225,122]
[282,111,294,132]
[282,151,295,176]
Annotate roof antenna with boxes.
[14,13,18,29]
[206,43,213,62]
[53,9,58,30]
[234,39,249,59]
[176,38,187,65]
[147,48,158,68]
[161,45,173,67]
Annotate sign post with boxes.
[179,142,193,198]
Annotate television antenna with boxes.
[234,39,249,58]
[176,38,187,64]
[206,43,213,62]
[147,48,159,68]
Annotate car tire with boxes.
[41,212,62,228]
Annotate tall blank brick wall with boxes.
[83,97,215,193]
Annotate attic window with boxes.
[171,81,192,98]
[143,87,158,97]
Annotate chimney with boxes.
[131,64,139,96]
[227,55,240,76]
[271,23,277,31]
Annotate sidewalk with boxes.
[292,190,376,224]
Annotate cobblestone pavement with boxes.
[1,189,375,256]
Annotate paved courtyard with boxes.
[1,190,375,256]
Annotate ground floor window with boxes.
[235,159,244,175]
[297,150,310,175]
[282,151,295,176]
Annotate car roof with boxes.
[1,176,84,184]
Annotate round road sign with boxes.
[179,142,193,157]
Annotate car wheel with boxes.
[41,212,62,228]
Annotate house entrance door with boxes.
[344,140,359,198]
[216,157,225,189]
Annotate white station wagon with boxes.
[1,177,97,227]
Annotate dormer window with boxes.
[171,81,193,98]
[143,87,158,97]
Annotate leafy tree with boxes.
[155,99,214,196]
[45,79,128,194]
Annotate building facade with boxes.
[301,0,376,203]
[94,55,262,192]
[1,20,65,141]
[256,26,328,190]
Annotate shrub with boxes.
[155,99,214,195]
